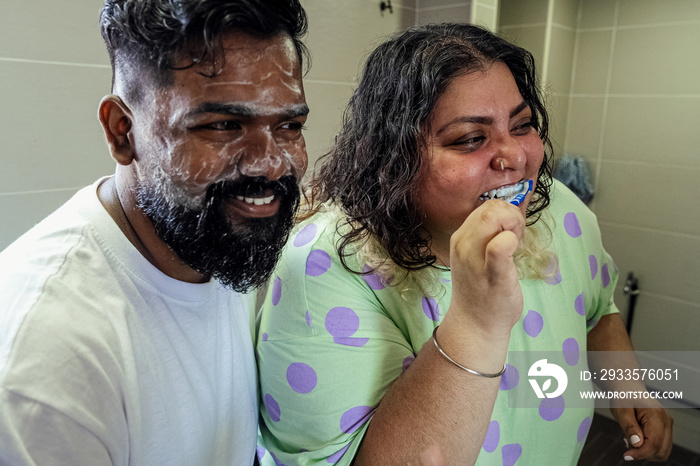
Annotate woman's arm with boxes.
[587,313,674,462]
[355,200,525,465]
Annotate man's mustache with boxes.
[206,176,298,201]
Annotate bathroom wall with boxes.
[0,0,415,250]
[566,0,700,449]
[500,0,700,451]
[416,0,498,30]
[499,0,578,156]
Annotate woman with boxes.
[256,23,672,465]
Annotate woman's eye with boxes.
[512,120,534,134]
[452,135,485,149]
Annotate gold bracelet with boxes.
[432,326,506,378]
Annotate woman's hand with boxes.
[447,199,526,337]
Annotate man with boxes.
[0,1,309,464]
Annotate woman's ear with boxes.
[98,95,134,166]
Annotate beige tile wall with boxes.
[0,0,113,250]
[565,0,700,449]
[498,0,700,449]
[498,0,578,156]
[416,1,472,26]
[0,0,416,250]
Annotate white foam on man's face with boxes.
[129,32,308,212]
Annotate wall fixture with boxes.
[380,0,393,15]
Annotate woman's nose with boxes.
[491,134,526,171]
[238,131,291,181]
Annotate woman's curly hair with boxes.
[304,23,554,280]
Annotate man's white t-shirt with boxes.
[0,178,258,465]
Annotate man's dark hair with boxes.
[307,23,553,274]
[100,0,309,103]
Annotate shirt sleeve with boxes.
[0,389,113,465]
[256,221,416,466]
[551,181,620,332]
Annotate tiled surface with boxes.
[599,222,700,305]
[610,24,700,95]
[595,161,700,236]
[618,0,700,26]
[547,26,576,93]
[0,189,78,249]
[305,0,415,83]
[417,4,471,25]
[0,61,114,194]
[552,0,579,28]
[498,25,547,74]
[0,1,107,64]
[302,81,356,178]
[578,0,617,29]
[628,293,700,352]
[563,96,606,164]
[572,30,613,95]
[603,97,700,167]
[499,0,548,27]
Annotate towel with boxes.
[553,154,594,205]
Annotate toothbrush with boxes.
[509,179,533,206]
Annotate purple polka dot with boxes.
[499,364,520,391]
[589,255,598,279]
[439,277,451,283]
[294,223,318,247]
[269,451,286,466]
[286,362,318,394]
[262,333,269,341]
[326,444,351,464]
[272,276,282,306]
[422,297,440,322]
[340,406,374,434]
[564,212,582,238]
[332,336,369,347]
[538,395,565,421]
[325,307,360,338]
[577,416,592,443]
[305,310,312,327]
[361,265,385,290]
[601,263,611,288]
[523,310,544,337]
[563,338,580,366]
[402,355,415,372]
[574,293,585,316]
[482,420,500,453]
[305,249,331,277]
[502,443,522,466]
[256,447,266,461]
[264,394,281,422]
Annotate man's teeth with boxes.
[235,195,275,205]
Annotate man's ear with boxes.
[98,95,134,166]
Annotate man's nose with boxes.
[237,130,290,181]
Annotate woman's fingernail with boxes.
[630,434,641,445]
[624,455,634,461]
[623,438,629,448]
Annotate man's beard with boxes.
[137,175,300,293]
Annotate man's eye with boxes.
[206,121,241,131]
[281,122,306,131]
